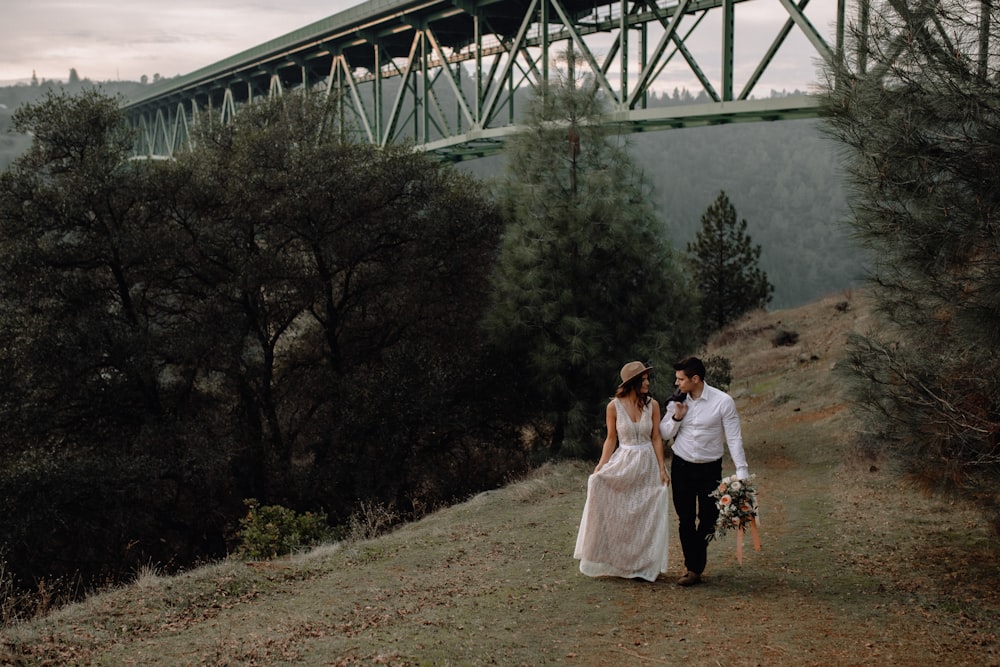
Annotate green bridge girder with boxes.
[124,0,848,161]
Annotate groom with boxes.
[659,356,750,586]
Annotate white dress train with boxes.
[573,398,670,581]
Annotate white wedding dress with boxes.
[574,397,670,581]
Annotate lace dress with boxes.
[573,398,670,580]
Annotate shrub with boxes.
[233,499,335,560]
[772,330,800,347]
[347,499,401,542]
[704,355,733,392]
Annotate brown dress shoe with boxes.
[676,571,702,586]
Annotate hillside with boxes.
[3,290,998,666]
[464,117,859,310]
[3,81,858,310]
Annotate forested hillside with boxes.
[637,119,857,308]
[2,82,860,308]
[467,117,859,309]
[0,80,861,624]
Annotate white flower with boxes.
[731,481,742,492]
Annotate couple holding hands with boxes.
[573,356,750,585]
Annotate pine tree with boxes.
[820,0,1000,513]
[485,52,697,455]
[687,191,773,334]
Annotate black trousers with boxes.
[670,455,722,575]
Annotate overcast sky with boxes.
[0,0,356,84]
[0,0,839,90]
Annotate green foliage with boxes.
[0,89,241,595]
[174,92,526,512]
[0,81,145,170]
[4,83,862,310]
[625,118,858,310]
[0,89,531,605]
[486,54,698,455]
[820,1,1000,508]
[234,500,336,560]
[687,191,774,335]
[703,355,733,393]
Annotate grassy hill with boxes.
[2,290,998,666]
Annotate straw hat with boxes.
[618,361,653,388]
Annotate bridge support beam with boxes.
[124,0,849,160]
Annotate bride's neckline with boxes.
[619,397,645,423]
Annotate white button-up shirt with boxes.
[659,383,749,480]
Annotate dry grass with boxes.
[2,289,999,666]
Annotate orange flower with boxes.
[719,494,732,506]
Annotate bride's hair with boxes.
[615,374,652,406]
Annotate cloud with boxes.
[0,0,353,82]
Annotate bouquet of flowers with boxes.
[706,473,760,563]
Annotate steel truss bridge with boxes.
[124,0,849,161]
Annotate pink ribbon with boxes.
[736,518,761,565]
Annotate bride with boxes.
[574,361,671,581]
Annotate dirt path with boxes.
[3,294,999,665]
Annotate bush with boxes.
[704,355,733,392]
[233,500,336,560]
[772,330,800,347]
[347,500,401,542]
